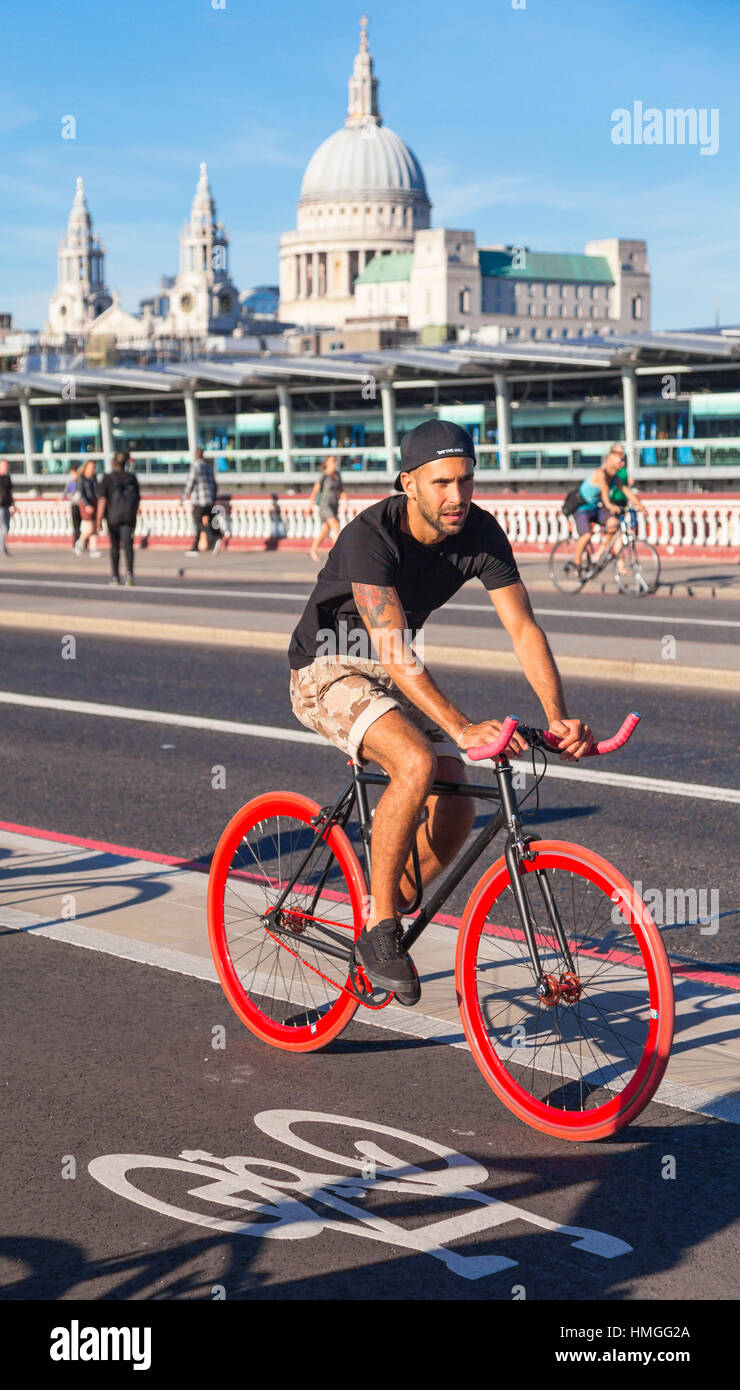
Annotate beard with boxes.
[414,491,468,536]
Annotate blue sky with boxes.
[1,0,738,331]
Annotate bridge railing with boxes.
[9,494,740,550]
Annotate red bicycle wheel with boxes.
[208,792,368,1052]
[456,840,674,1141]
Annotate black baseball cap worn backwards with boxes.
[394,418,477,491]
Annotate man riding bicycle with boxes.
[288,420,594,1005]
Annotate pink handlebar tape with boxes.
[542,711,641,756]
[467,716,520,761]
[467,712,641,761]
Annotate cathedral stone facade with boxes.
[280,18,651,340]
[46,178,112,336]
[164,163,241,337]
[44,18,651,348]
[46,165,242,345]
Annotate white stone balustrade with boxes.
[8,494,740,549]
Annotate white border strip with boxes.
[0,690,738,804]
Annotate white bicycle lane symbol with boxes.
[88,1110,631,1283]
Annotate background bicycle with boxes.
[550,507,661,596]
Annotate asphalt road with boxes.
[1,569,739,647]
[2,930,737,1301]
[1,627,738,1303]
[1,628,738,966]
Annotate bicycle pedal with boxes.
[348,952,393,1008]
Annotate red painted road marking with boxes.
[1,818,738,993]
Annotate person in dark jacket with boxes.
[0,459,15,556]
[98,452,141,585]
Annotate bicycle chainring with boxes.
[348,955,395,1010]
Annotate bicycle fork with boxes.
[498,760,578,1005]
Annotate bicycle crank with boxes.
[348,955,395,1010]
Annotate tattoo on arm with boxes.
[352,583,403,630]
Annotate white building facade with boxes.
[46,165,243,345]
[162,162,241,337]
[280,19,651,341]
[46,178,112,337]
[278,15,432,328]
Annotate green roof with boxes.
[479,250,613,284]
[355,252,414,285]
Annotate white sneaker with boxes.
[89,550,103,558]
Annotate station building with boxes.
[2,331,740,493]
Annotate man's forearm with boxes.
[381,657,470,742]
[379,621,568,739]
[511,621,568,724]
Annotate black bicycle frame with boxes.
[589,511,634,576]
[266,754,576,994]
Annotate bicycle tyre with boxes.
[456,840,674,1141]
[549,537,588,594]
[614,539,661,596]
[207,792,368,1052]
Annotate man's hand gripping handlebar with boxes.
[467,711,641,761]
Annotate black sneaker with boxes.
[354,920,420,1007]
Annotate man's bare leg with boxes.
[574,527,593,568]
[592,519,619,565]
[356,709,436,929]
[396,756,475,912]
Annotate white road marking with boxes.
[1,575,739,628]
[535,606,740,630]
[1,690,738,803]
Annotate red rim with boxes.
[207,792,368,1052]
[455,840,675,1141]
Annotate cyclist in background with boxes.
[608,443,648,519]
[572,446,626,574]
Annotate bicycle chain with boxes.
[263,920,395,1011]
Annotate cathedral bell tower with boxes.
[168,163,240,336]
[46,178,112,336]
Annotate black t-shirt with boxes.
[288,495,520,670]
[101,469,140,525]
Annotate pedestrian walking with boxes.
[0,459,16,556]
[182,447,218,554]
[98,451,141,586]
[309,455,346,562]
[265,492,286,551]
[61,464,82,549]
[76,459,103,557]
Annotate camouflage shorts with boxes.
[289,655,463,765]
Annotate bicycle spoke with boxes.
[467,857,664,1122]
[214,805,362,1038]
